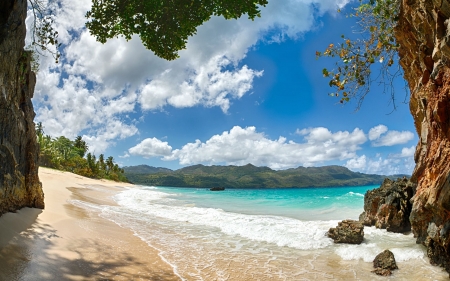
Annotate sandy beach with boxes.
[1,168,448,281]
[0,167,180,281]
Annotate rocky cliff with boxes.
[0,0,44,215]
[359,178,415,233]
[395,0,450,273]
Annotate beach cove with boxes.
[0,167,448,280]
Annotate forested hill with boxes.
[123,164,406,188]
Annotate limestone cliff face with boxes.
[395,0,450,272]
[0,0,44,215]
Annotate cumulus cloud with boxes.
[345,147,416,175]
[139,57,263,112]
[162,126,366,169]
[368,125,388,141]
[30,0,352,151]
[345,155,367,170]
[127,125,415,174]
[399,146,415,157]
[368,125,414,147]
[387,145,416,159]
[82,121,138,153]
[129,138,173,158]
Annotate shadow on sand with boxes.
[0,208,179,281]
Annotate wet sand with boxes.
[0,167,180,281]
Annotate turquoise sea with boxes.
[72,184,448,280]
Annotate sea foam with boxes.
[113,188,338,250]
[335,226,425,262]
[70,186,426,265]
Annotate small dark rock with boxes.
[210,187,225,191]
[372,249,398,276]
[327,219,364,244]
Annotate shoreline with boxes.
[1,167,448,280]
[0,167,180,281]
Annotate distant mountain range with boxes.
[123,164,408,188]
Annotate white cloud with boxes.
[364,156,415,175]
[368,125,388,141]
[82,121,138,154]
[30,0,353,150]
[163,126,366,169]
[345,147,416,175]
[139,57,263,112]
[119,153,130,159]
[297,127,367,150]
[345,155,367,170]
[129,138,173,158]
[399,146,415,157]
[371,130,415,147]
[368,125,415,147]
[387,145,416,159]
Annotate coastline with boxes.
[1,167,448,280]
[0,167,180,281]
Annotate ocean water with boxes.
[71,185,449,280]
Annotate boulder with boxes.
[327,219,364,244]
[359,178,415,233]
[372,250,398,276]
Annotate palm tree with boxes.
[106,156,114,174]
[74,136,88,157]
[36,122,44,138]
[54,136,76,161]
[98,154,105,170]
[35,122,45,149]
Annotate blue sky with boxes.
[29,0,417,175]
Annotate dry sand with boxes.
[0,167,180,281]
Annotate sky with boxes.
[28,0,417,175]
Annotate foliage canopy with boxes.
[36,123,128,182]
[28,0,61,64]
[316,0,405,108]
[85,0,268,60]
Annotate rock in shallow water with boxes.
[327,219,364,244]
[372,249,398,276]
[359,177,415,233]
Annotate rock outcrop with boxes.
[359,178,415,233]
[0,0,44,215]
[395,0,450,273]
[327,220,364,244]
[372,249,398,276]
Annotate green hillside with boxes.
[123,164,401,188]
